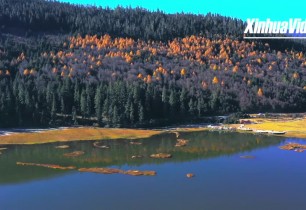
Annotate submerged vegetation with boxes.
[17,162,157,176]
[0,131,283,184]
[16,162,76,170]
[279,142,306,152]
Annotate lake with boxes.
[1,131,306,210]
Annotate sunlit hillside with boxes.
[0,0,306,128]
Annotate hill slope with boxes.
[0,0,305,127]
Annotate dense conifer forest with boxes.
[0,0,306,127]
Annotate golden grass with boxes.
[17,162,76,170]
[2,116,305,145]
[0,127,162,145]
[236,117,306,139]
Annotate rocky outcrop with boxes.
[150,153,172,158]
[279,143,306,152]
[131,155,143,159]
[186,173,195,178]
[78,167,156,176]
[93,142,110,149]
[124,170,156,176]
[55,145,69,149]
[175,139,189,147]
[78,167,124,174]
[16,162,76,170]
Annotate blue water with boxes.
[0,132,305,210]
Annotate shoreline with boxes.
[228,116,306,139]
[1,116,306,145]
[0,127,163,145]
[0,126,211,145]
[0,123,212,145]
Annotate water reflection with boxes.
[0,131,283,184]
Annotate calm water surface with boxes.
[0,131,306,210]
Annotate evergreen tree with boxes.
[138,102,145,123]
[180,88,187,117]
[188,98,196,116]
[80,89,87,118]
[72,106,78,125]
[169,89,178,118]
[94,85,103,125]
[50,94,57,125]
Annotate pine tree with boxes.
[72,106,78,125]
[112,105,120,126]
[80,89,87,118]
[169,90,175,117]
[50,94,57,125]
[138,102,144,123]
[94,85,103,125]
[74,81,80,108]
[144,85,152,119]
[188,98,195,116]
[129,102,135,124]
[46,83,52,104]
[197,97,205,117]
[85,85,93,117]
[161,86,168,117]
[60,96,65,114]
[180,88,187,117]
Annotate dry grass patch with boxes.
[17,162,76,170]
[0,127,162,145]
[241,117,306,138]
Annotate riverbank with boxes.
[1,114,306,145]
[0,127,162,145]
[231,115,306,139]
[0,123,212,145]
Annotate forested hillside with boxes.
[0,0,306,127]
